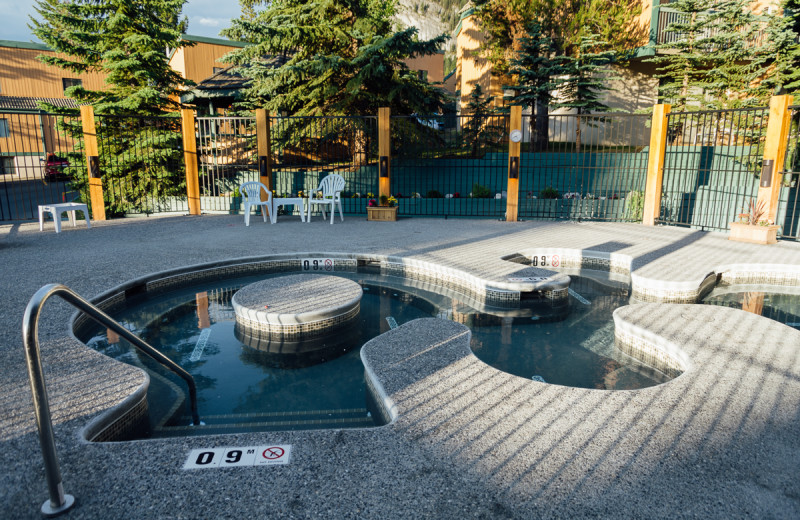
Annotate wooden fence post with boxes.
[378,107,391,200]
[756,94,794,225]
[255,109,272,199]
[642,103,671,226]
[80,105,106,221]
[180,109,201,215]
[506,105,522,222]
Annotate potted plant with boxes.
[367,194,398,221]
[729,199,780,244]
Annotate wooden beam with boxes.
[756,95,793,225]
[80,105,106,221]
[181,109,201,215]
[642,103,671,226]
[378,107,391,200]
[506,105,522,222]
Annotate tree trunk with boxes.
[534,100,549,151]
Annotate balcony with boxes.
[649,4,769,50]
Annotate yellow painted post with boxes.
[256,109,273,198]
[756,95,794,224]
[506,105,522,222]
[80,105,106,221]
[642,103,671,226]
[378,107,391,200]
[181,109,201,215]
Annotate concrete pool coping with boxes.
[1,215,799,518]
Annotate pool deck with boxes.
[1,215,799,519]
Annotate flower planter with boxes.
[729,222,779,244]
[367,206,398,221]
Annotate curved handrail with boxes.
[23,283,201,516]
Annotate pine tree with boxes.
[752,0,800,99]
[507,22,566,151]
[647,0,713,112]
[461,84,503,157]
[472,0,641,75]
[552,35,618,152]
[31,0,191,115]
[701,0,761,109]
[222,0,447,117]
[30,0,193,215]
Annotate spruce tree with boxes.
[648,0,714,112]
[222,0,447,117]
[752,0,800,99]
[701,0,761,109]
[30,0,193,216]
[507,22,566,151]
[461,84,503,157]
[552,35,618,152]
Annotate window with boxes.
[62,78,82,92]
[0,119,9,138]
[417,70,428,82]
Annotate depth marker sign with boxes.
[183,445,292,469]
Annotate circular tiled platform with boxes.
[231,274,362,338]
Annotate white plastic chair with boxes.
[240,181,273,225]
[306,174,345,224]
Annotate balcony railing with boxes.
[652,6,768,49]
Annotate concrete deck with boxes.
[1,215,799,519]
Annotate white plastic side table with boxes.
[38,203,91,233]
[271,197,306,223]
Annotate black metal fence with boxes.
[517,112,651,221]
[196,116,257,213]
[0,111,87,221]
[95,114,186,217]
[658,107,770,232]
[270,115,378,217]
[391,114,509,217]
[780,106,800,240]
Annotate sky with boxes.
[2,0,244,44]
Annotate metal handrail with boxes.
[23,283,201,517]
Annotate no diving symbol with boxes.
[262,447,285,460]
[324,259,333,271]
[551,255,560,268]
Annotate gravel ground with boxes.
[1,214,799,519]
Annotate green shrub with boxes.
[471,183,492,198]
[426,189,444,198]
[624,190,644,221]
[540,186,560,199]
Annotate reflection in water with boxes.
[704,285,800,329]
[82,271,682,438]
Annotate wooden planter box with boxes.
[729,222,779,244]
[367,206,398,221]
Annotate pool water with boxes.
[468,273,672,390]
[82,270,675,439]
[702,284,800,330]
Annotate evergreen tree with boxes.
[461,84,503,157]
[507,22,566,151]
[552,35,618,152]
[472,0,642,76]
[30,0,193,215]
[31,0,191,115]
[222,0,447,117]
[648,0,713,112]
[701,0,761,109]
[752,0,800,99]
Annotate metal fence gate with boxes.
[0,111,87,221]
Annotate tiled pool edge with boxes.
[70,250,800,443]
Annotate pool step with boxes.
[154,408,375,436]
